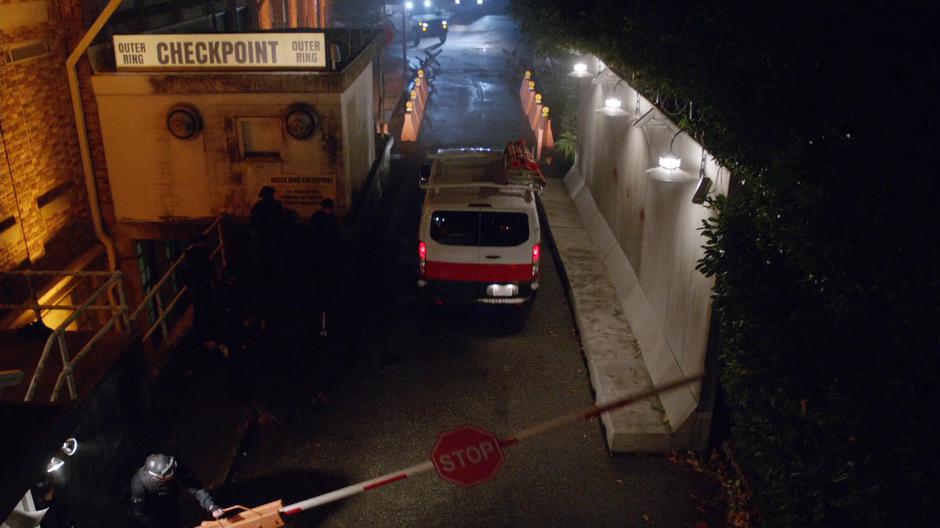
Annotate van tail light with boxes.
[531,243,541,278]
[419,241,427,277]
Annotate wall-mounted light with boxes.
[477,0,483,5]
[646,130,694,182]
[658,154,681,170]
[596,96,628,117]
[569,62,589,78]
[424,0,431,7]
[405,1,414,10]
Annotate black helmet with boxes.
[144,454,176,480]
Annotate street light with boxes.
[423,0,431,7]
[405,1,414,9]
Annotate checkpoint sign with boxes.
[431,425,505,487]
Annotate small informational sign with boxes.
[113,33,327,71]
[268,175,336,217]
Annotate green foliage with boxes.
[554,131,577,161]
[510,1,940,526]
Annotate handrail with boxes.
[135,215,227,347]
[23,272,125,401]
[8,215,226,403]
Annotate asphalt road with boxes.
[222,13,719,528]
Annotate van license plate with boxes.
[487,284,518,297]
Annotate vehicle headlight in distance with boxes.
[442,20,448,28]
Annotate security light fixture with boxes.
[645,129,694,182]
[424,0,431,7]
[477,0,483,4]
[658,154,681,170]
[596,97,628,117]
[455,0,460,4]
[570,62,589,78]
[405,1,414,10]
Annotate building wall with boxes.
[341,61,375,201]
[0,0,96,271]
[92,75,350,222]
[568,57,731,428]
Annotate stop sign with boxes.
[430,425,505,487]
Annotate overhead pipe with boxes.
[66,0,123,271]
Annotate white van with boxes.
[417,146,543,305]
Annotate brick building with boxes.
[0,0,97,272]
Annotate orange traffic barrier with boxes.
[401,100,420,142]
[519,70,532,104]
[410,89,424,124]
[528,93,543,130]
[522,81,536,116]
[415,76,429,108]
[536,107,554,161]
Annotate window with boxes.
[238,117,282,158]
[481,212,529,247]
[430,211,479,246]
[429,211,530,247]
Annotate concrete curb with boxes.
[540,177,690,452]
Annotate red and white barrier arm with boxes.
[279,373,702,516]
[280,461,435,516]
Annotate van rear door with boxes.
[424,210,481,281]
[477,211,534,283]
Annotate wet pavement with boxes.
[215,12,721,528]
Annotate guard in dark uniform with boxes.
[130,454,224,528]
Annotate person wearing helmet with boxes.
[129,454,224,527]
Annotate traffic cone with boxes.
[401,101,419,142]
[528,95,543,130]
[519,70,532,104]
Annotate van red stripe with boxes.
[426,261,532,282]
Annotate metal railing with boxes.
[0,269,130,402]
[1,215,227,403]
[131,216,226,346]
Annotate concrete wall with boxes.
[567,57,730,429]
[341,62,375,202]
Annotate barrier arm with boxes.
[195,374,703,528]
